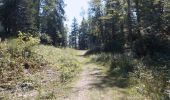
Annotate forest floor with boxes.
[59,50,147,100]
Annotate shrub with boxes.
[8,31,40,56]
[0,31,43,87]
[130,62,170,99]
[40,33,52,45]
[110,55,134,76]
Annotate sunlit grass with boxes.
[31,45,81,82]
[0,43,81,99]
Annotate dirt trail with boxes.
[62,51,115,100]
[59,50,147,100]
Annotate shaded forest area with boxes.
[0,0,66,46]
[0,0,170,99]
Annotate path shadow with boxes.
[76,55,86,57]
[87,61,129,90]
[77,50,129,90]
[90,75,128,89]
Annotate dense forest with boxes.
[0,0,170,99]
[0,0,66,46]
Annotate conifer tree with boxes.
[78,18,89,50]
[69,18,79,49]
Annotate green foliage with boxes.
[130,62,170,100]
[133,34,170,58]
[17,31,40,50]
[91,53,170,99]
[103,33,125,53]
[8,31,40,56]
[0,0,37,37]
[78,18,89,50]
[0,41,23,85]
[85,34,125,54]
[0,0,66,47]
[40,0,66,47]
[88,0,103,47]
[69,18,79,49]
[40,33,52,44]
[0,31,43,86]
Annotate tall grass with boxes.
[31,45,80,83]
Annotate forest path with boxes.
[61,50,124,100]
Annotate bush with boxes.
[0,31,44,87]
[129,61,170,100]
[132,33,170,99]
[40,34,52,45]
[8,31,40,53]
[110,55,134,76]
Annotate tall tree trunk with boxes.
[127,0,133,48]
[37,0,41,32]
[135,0,140,36]
[33,0,41,32]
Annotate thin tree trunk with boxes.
[127,0,133,48]
[135,0,141,36]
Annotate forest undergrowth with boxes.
[0,32,81,99]
[88,52,170,100]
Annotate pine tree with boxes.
[78,18,89,50]
[88,0,103,47]
[40,0,66,46]
[17,0,37,34]
[69,18,79,49]
[0,0,37,37]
